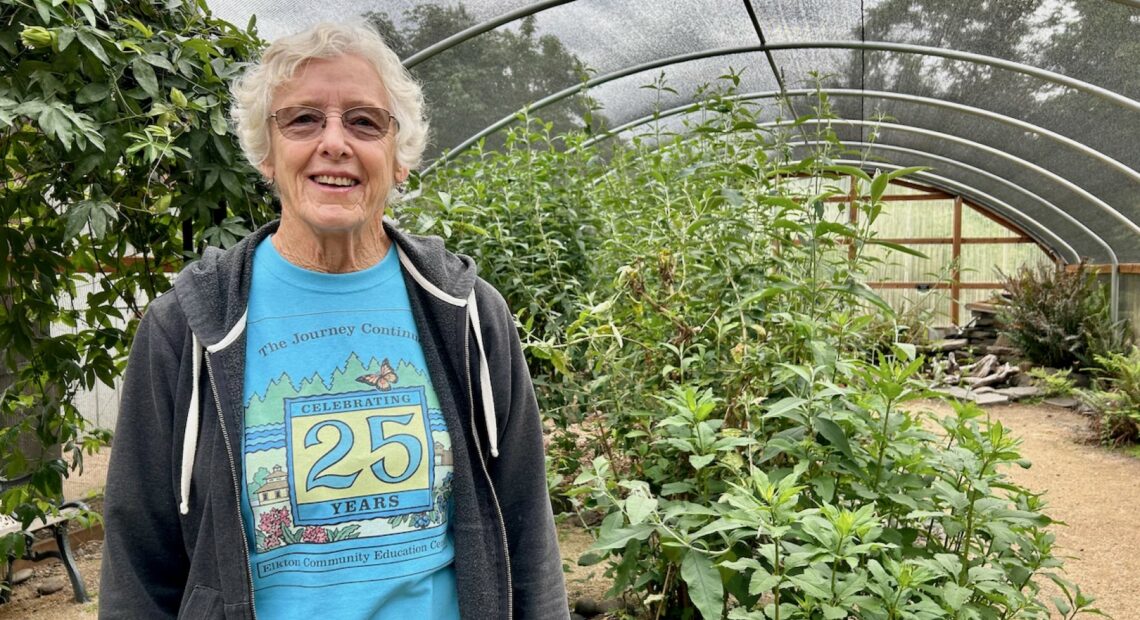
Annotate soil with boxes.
[4,402,1138,619]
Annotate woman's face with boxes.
[260,54,407,236]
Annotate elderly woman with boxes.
[99,23,568,619]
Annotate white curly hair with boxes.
[230,22,429,175]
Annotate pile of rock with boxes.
[932,353,1040,405]
[963,302,1020,361]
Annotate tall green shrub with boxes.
[1,0,269,560]
[413,79,1099,618]
[401,113,603,417]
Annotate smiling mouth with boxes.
[311,175,360,187]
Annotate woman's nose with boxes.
[318,116,352,158]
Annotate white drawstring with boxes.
[397,246,500,458]
[180,312,247,516]
[466,289,499,457]
[179,335,203,515]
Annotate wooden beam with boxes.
[867,281,1002,290]
[888,178,955,198]
[824,193,949,203]
[952,196,962,325]
[1065,264,1140,275]
[873,237,1033,245]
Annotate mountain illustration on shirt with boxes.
[243,353,452,553]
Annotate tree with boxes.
[849,0,1136,165]
[1,0,270,558]
[366,3,595,158]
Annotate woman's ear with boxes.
[259,160,275,183]
[395,166,409,184]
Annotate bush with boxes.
[417,78,1098,618]
[1,0,269,561]
[1079,347,1140,447]
[998,262,1130,370]
[1027,367,1077,398]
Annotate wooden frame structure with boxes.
[832,177,1046,325]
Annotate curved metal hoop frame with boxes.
[423,41,1140,175]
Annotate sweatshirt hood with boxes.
[172,218,492,516]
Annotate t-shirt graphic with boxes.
[240,238,459,618]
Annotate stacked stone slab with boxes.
[963,301,1020,361]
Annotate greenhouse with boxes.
[202,0,1140,327]
[1,0,1139,618]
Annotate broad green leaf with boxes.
[815,416,853,459]
[142,53,175,72]
[814,221,856,238]
[820,164,872,183]
[821,605,847,619]
[57,27,75,51]
[121,17,154,38]
[785,571,832,599]
[748,567,780,595]
[660,481,694,496]
[131,58,159,97]
[590,523,653,551]
[894,342,917,361]
[942,582,970,610]
[681,550,723,620]
[869,171,891,204]
[76,83,109,104]
[33,0,52,24]
[885,166,929,183]
[38,105,73,150]
[866,238,928,258]
[624,493,657,525]
[79,2,98,28]
[720,558,761,573]
[64,201,94,240]
[76,29,109,64]
[764,397,808,420]
[689,453,716,470]
[829,279,892,313]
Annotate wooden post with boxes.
[952,196,963,325]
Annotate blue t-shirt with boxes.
[240,237,460,618]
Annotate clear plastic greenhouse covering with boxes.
[210,0,1140,265]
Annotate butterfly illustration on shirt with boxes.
[356,358,398,391]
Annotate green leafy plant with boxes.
[998,262,1131,371]
[416,75,1097,618]
[1078,347,1140,447]
[1,0,270,560]
[1027,367,1076,398]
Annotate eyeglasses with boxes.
[269,106,399,141]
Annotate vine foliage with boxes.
[1,0,270,561]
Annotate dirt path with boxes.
[918,400,1140,619]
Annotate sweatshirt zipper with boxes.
[205,353,258,620]
[464,321,514,618]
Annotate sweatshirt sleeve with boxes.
[99,297,190,619]
[476,281,571,620]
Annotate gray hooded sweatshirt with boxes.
[99,221,569,619]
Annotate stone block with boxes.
[972,392,1010,405]
[995,386,1042,400]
